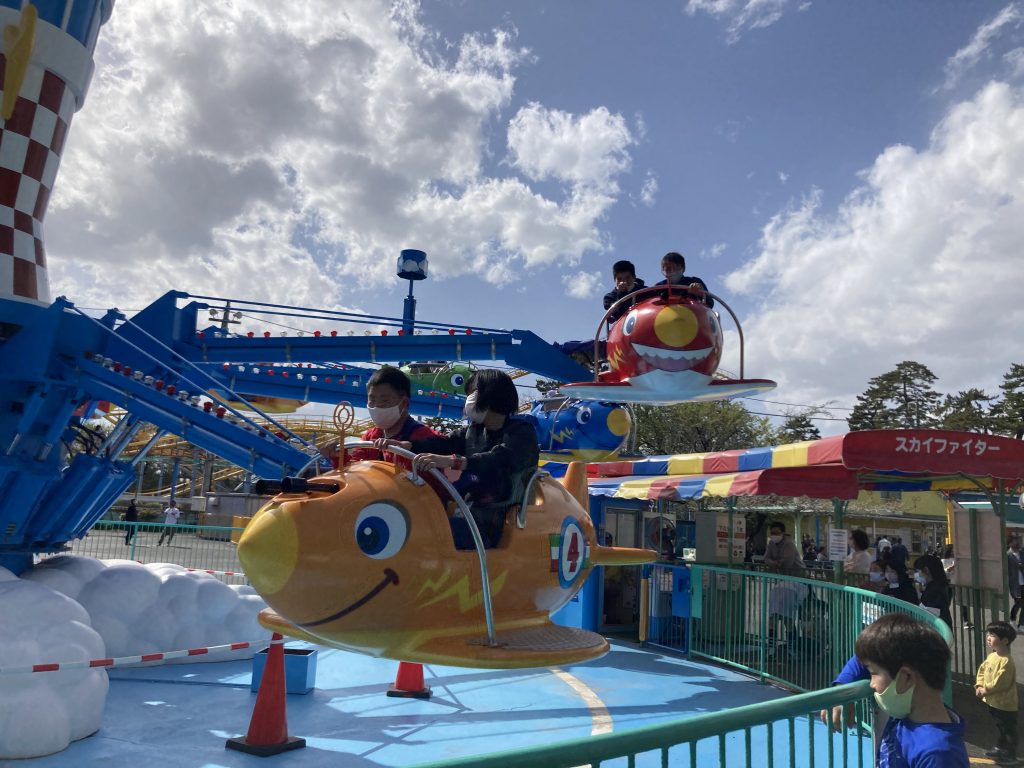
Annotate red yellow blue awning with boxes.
[539,430,1024,501]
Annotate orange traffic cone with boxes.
[226,633,306,756]
[386,661,432,699]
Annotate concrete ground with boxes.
[14,642,836,768]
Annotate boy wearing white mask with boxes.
[348,366,439,465]
[858,613,968,767]
[377,369,538,549]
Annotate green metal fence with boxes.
[673,565,952,697]
[410,681,874,768]
[39,521,247,583]
[721,560,998,689]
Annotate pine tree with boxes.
[847,361,941,431]
[778,412,822,443]
[936,388,995,433]
[992,363,1024,439]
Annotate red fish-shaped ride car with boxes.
[561,286,776,405]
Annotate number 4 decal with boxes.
[557,518,588,589]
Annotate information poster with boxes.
[828,528,848,562]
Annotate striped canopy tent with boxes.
[540,430,1024,503]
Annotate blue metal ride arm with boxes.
[181,331,588,383]
[201,363,466,420]
[105,291,591,384]
[67,357,312,479]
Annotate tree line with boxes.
[615,360,1024,456]
[847,360,1024,438]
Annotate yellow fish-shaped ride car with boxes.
[238,460,655,669]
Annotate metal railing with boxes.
[683,566,949,694]
[39,521,248,583]
[717,560,998,689]
[411,681,874,768]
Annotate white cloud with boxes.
[508,103,634,190]
[702,242,727,260]
[724,81,1024,426]
[561,270,603,299]
[1006,46,1024,77]
[45,0,635,313]
[638,172,659,207]
[778,171,790,183]
[686,0,804,43]
[940,3,1022,91]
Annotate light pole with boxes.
[397,250,428,336]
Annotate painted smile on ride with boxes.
[302,568,399,628]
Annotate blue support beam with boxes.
[202,363,466,420]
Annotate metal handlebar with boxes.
[346,441,497,647]
[594,285,747,380]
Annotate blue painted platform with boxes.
[21,641,799,767]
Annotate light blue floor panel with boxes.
[17,642,826,767]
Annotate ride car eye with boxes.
[451,373,465,388]
[576,407,592,425]
[354,503,408,559]
[623,311,638,335]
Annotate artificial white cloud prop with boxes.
[0,574,107,759]
[24,556,270,659]
[0,557,270,759]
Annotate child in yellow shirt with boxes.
[976,621,1019,764]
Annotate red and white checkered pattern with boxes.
[0,54,77,305]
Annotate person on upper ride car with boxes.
[655,251,713,308]
[375,369,540,549]
[603,259,648,325]
[347,366,439,465]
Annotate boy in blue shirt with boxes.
[856,613,968,768]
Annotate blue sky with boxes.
[44,0,1024,430]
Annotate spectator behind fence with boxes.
[1008,537,1024,632]
[763,522,806,576]
[123,499,138,546]
[976,621,1019,765]
[861,560,888,593]
[883,563,919,605]
[914,555,953,629]
[156,501,181,546]
[845,529,872,575]
[890,536,909,569]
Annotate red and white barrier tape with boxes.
[187,568,245,578]
[130,561,246,579]
[0,640,256,676]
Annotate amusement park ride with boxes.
[0,0,775,666]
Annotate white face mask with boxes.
[887,574,900,585]
[769,535,782,544]
[914,572,926,585]
[368,404,402,429]
[869,572,883,583]
[463,392,487,424]
[874,677,915,719]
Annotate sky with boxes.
[43,0,1024,433]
